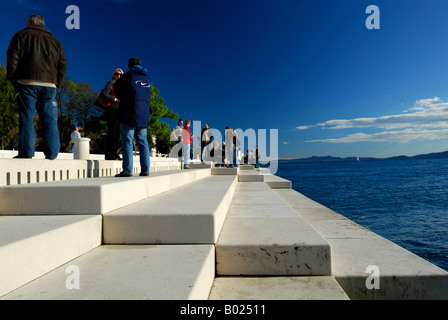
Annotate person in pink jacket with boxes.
[182,120,194,169]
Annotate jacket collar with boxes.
[23,25,54,36]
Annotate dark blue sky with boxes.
[2,0,448,158]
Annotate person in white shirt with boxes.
[70,127,81,153]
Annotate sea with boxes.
[274,157,448,272]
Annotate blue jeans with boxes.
[183,144,190,168]
[15,84,60,159]
[120,123,150,175]
[230,147,240,167]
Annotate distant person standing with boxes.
[231,129,240,168]
[171,119,184,143]
[170,118,184,160]
[70,126,81,153]
[182,120,193,169]
[200,123,213,162]
[255,146,260,168]
[113,58,151,177]
[100,68,123,160]
[7,14,67,160]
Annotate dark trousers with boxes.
[105,108,120,160]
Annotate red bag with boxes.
[94,87,114,108]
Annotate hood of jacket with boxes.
[130,65,148,76]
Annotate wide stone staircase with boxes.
[1,159,447,300]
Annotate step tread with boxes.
[209,276,349,300]
[1,245,215,300]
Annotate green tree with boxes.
[148,84,179,154]
[56,77,103,152]
[0,65,19,149]
[0,70,180,156]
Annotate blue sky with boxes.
[2,0,448,159]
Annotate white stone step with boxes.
[0,215,102,297]
[237,170,264,182]
[216,182,332,276]
[211,166,265,182]
[209,276,349,300]
[0,169,210,216]
[0,157,182,186]
[1,245,215,300]
[189,163,212,169]
[211,167,238,175]
[275,188,448,300]
[264,174,292,189]
[103,175,238,244]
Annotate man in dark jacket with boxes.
[7,15,67,160]
[113,57,151,177]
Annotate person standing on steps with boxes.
[170,118,184,161]
[101,68,123,160]
[113,57,151,177]
[182,120,193,169]
[70,126,81,153]
[200,123,214,162]
[7,14,67,160]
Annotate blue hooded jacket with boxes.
[114,65,151,128]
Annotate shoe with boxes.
[13,155,32,159]
[115,172,132,177]
[45,157,56,161]
[139,172,149,176]
[184,166,190,169]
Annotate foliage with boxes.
[0,65,19,149]
[56,77,103,152]
[148,85,179,154]
[0,65,180,155]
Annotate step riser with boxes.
[0,169,211,216]
[216,218,332,276]
[238,174,264,182]
[0,158,182,187]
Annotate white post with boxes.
[74,138,91,160]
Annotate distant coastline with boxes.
[279,150,448,163]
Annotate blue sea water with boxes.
[275,158,448,272]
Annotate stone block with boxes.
[0,215,101,297]
[1,245,215,300]
[103,176,237,244]
[0,169,210,216]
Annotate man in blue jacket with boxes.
[113,57,151,177]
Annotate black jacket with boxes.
[100,81,120,110]
[6,25,67,87]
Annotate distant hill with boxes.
[280,150,448,163]
[388,150,448,160]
